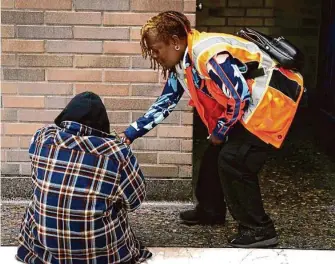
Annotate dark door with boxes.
[317,0,335,118]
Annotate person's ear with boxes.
[171,35,181,46]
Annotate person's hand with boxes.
[209,134,225,146]
[119,133,132,145]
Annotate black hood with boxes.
[54,91,110,134]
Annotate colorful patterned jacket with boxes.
[124,47,251,142]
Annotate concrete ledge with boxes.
[1,201,334,249]
[1,177,193,201]
[1,246,335,264]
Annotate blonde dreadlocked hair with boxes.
[140,11,192,79]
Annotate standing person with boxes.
[120,11,304,248]
[16,92,152,264]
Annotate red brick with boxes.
[47,69,102,82]
[104,12,195,27]
[2,0,14,9]
[175,100,193,111]
[104,42,141,54]
[45,96,72,109]
[141,165,178,177]
[75,55,129,68]
[1,54,16,67]
[131,0,183,12]
[17,25,72,39]
[1,136,19,148]
[6,150,30,162]
[3,69,45,81]
[2,82,72,95]
[1,25,15,38]
[18,109,59,122]
[131,138,146,150]
[133,152,157,164]
[181,140,193,152]
[184,0,196,12]
[132,56,151,69]
[187,14,196,27]
[145,139,180,151]
[105,70,158,83]
[21,163,31,175]
[3,96,45,108]
[19,55,73,67]
[0,151,6,162]
[104,12,155,26]
[1,11,44,25]
[104,98,154,111]
[73,27,129,40]
[4,123,44,135]
[130,28,141,40]
[45,11,101,25]
[74,0,129,11]
[2,40,44,53]
[181,112,193,125]
[15,0,72,10]
[1,109,17,121]
[179,165,192,178]
[1,163,20,175]
[75,84,129,96]
[20,136,33,148]
[132,138,181,151]
[158,126,193,138]
[46,40,102,54]
[1,82,17,94]
[159,153,192,165]
[131,84,162,97]
[107,112,130,124]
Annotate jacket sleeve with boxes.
[206,53,251,140]
[117,150,146,212]
[124,72,184,142]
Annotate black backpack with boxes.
[236,27,304,72]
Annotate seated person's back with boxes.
[16,92,152,264]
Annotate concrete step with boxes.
[1,178,193,201]
[1,246,335,264]
[1,201,334,249]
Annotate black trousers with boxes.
[195,123,274,231]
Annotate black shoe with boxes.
[228,227,278,248]
[179,209,226,225]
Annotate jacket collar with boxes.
[59,121,120,140]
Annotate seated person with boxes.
[16,92,152,264]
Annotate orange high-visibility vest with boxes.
[183,29,304,148]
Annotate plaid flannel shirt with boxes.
[16,121,152,264]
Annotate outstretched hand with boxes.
[119,133,132,145]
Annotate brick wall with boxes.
[1,0,196,179]
[196,0,321,93]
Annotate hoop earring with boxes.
[175,45,180,51]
